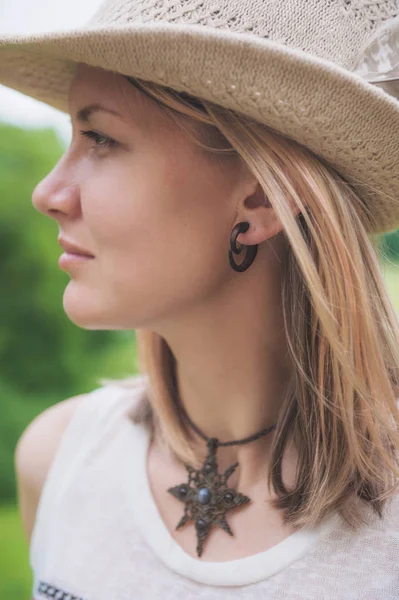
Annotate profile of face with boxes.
[32,63,269,333]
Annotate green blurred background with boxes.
[0,122,139,598]
[1,121,399,598]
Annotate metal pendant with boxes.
[167,437,250,557]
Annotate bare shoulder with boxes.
[14,393,88,544]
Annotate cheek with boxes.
[109,187,228,300]
[84,175,136,240]
[79,156,233,322]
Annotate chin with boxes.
[62,282,127,330]
[62,282,104,329]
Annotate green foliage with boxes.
[0,121,139,595]
[377,228,399,262]
[0,122,119,396]
[0,504,32,600]
[0,121,138,505]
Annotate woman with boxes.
[3,0,399,598]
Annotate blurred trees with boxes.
[379,229,399,262]
[0,122,137,503]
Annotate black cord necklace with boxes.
[167,405,278,557]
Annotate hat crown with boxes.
[88,0,398,70]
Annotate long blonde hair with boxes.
[104,74,399,532]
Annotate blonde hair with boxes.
[103,74,399,532]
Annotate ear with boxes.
[233,181,301,246]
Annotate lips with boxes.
[58,236,94,257]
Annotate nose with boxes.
[32,158,80,220]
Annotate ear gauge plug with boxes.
[228,221,258,272]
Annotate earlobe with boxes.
[236,208,284,246]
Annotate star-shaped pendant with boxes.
[167,437,250,557]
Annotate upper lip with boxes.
[58,236,94,257]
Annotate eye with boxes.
[79,129,119,150]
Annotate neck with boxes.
[152,304,294,488]
[173,350,292,488]
[149,237,296,492]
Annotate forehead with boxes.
[67,63,150,121]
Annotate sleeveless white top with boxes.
[30,378,399,600]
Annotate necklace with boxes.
[167,405,277,557]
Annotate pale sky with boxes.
[0,0,104,143]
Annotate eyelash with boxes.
[79,129,119,150]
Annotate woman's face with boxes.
[32,63,252,332]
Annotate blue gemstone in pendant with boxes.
[197,487,211,504]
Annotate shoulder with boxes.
[15,375,149,542]
[15,392,88,543]
[15,376,149,482]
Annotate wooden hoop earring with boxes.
[228,222,258,272]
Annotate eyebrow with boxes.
[74,103,124,123]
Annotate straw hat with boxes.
[0,0,399,234]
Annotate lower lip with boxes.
[59,252,95,268]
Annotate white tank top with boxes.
[30,378,399,600]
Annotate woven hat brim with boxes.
[1,22,399,234]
